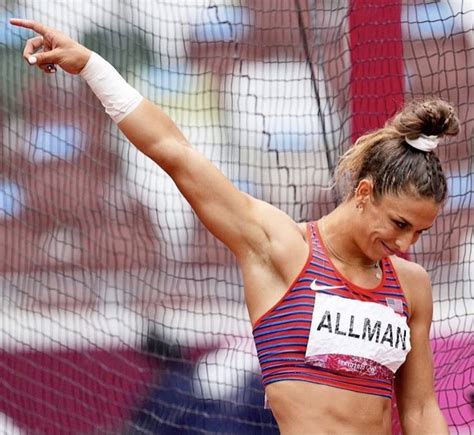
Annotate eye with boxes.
[393,220,407,229]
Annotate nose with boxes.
[395,232,419,252]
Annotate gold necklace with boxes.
[321,218,382,281]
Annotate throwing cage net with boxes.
[0,1,472,434]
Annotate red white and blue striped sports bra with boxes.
[252,221,411,399]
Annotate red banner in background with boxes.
[350,0,404,143]
[349,2,404,433]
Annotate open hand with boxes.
[10,19,91,75]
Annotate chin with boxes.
[379,240,398,256]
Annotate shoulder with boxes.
[390,255,433,321]
[390,255,430,286]
[250,198,308,240]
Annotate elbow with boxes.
[144,138,191,174]
[399,400,448,435]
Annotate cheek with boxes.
[365,209,396,240]
[372,220,398,240]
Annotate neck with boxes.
[321,204,376,268]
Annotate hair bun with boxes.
[391,98,459,140]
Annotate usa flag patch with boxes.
[386,297,404,314]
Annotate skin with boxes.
[10,19,450,435]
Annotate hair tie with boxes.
[405,134,440,152]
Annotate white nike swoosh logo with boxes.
[310,280,346,291]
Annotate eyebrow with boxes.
[396,216,433,232]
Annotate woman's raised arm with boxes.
[10,18,277,257]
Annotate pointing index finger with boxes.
[9,18,49,36]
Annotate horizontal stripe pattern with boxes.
[252,221,410,399]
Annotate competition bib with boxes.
[305,293,411,378]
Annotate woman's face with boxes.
[359,191,440,260]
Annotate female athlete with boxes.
[11,18,459,434]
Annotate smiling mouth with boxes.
[381,241,398,255]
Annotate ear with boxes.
[354,178,374,205]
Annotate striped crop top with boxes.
[252,221,411,399]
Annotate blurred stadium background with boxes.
[0,1,472,434]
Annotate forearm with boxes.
[80,52,187,168]
[78,50,253,249]
[118,99,189,170]
[400,402,448,435]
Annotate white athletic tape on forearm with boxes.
[79,52,143,123]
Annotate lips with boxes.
[381,241,398,255]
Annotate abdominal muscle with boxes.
[265,380,392,435]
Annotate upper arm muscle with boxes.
[393,261,447,432]
[395,263,435,404]
[165,145,273,256]
[117,98,288,258]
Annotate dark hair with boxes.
[335,98,460,204]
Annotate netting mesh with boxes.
[0,1,472,434]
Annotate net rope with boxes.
[0,1,472,433]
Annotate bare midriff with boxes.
[265,380,392,435]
